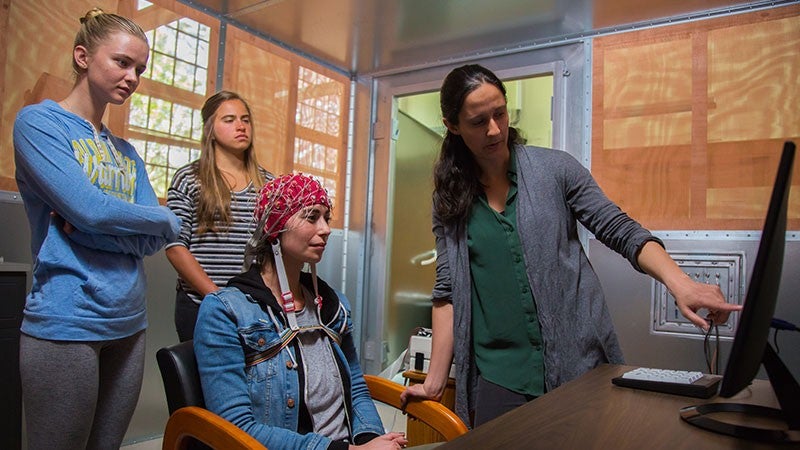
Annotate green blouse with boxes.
[467,158,545,397]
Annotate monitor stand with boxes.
[679,344,800,444]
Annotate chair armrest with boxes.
[363,374,468,441]
[162,406,267,450]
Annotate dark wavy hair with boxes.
[432,64,523,226]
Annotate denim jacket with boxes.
[194,267,384,450]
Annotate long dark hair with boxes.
[432,64,523,226]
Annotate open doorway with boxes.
[384,74,556,367]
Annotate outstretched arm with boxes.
[637,241,742,330]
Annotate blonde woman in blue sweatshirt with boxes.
[13,9,179,450]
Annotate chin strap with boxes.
[245,244,341,368]
[271,240,300,331]
[271,239,326,332]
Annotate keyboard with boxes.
[611,367,721,399]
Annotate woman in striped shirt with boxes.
[166,91,274,342]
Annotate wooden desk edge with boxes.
[435,364,782,450]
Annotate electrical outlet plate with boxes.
[651,251,745,339]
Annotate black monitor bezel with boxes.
[680,141,799,443]
[718,141,795,398]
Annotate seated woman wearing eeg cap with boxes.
[194,173,408,450]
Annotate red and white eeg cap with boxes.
[253,172,331,242]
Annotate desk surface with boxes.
[437,364,784,450]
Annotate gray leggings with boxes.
[20,330,146,450]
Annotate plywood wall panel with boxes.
[593,4,800,230]
[225,27,293,178]
[1,0,118,185]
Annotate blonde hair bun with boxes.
[80,7,105,24]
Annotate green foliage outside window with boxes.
[131,15,211,198]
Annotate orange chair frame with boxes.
[162,375,468,449]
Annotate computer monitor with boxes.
[680,141,799,443]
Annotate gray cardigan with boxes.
[431,145,661,426]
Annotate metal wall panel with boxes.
[590,238,800,380]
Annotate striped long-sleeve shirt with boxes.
[166,162,274,304]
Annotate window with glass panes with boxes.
[293,66,345,207]
[123,1,349,213]
[128,2,211,198]
[127,94,203,198]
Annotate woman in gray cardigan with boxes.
[400,64,741,427]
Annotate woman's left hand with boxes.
[637,241,742,331]
[671,276,742,330]
[351,432,408,449]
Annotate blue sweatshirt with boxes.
[13,99,181,341]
